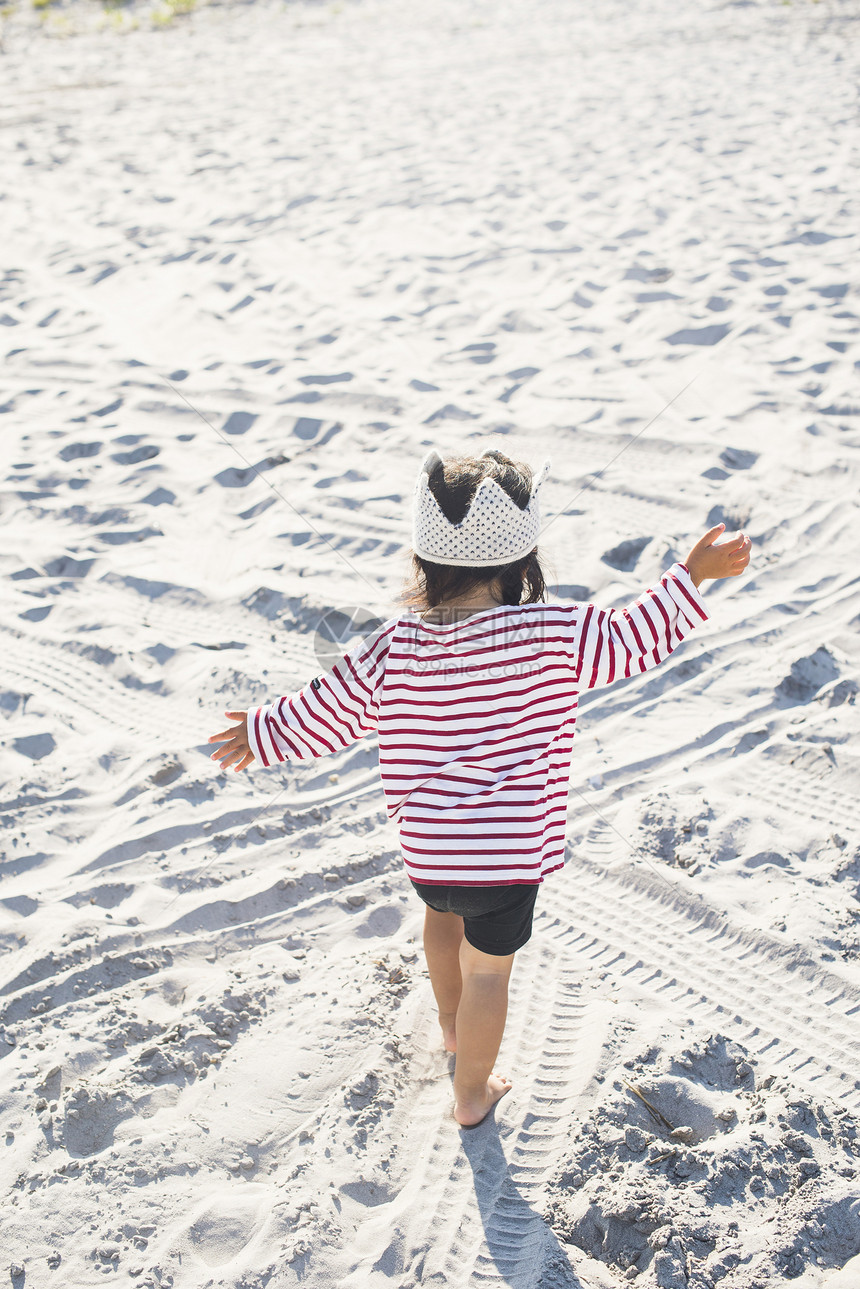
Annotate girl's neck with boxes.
[420,588,505,622]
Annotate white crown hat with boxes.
[412,447,551,567]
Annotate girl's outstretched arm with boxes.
[208,618,394,772]
[576,525,751,691]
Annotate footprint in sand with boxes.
[355,906,403,939]
[43,555,95,578]
[719,446,758,470]
[601,536,652,572]
[664,323,731,346]
[62,1086,134,1157]
[64,882,133,910]
[18,604,52,622]
[111,444,159,466]
[223,411,257,435]
[12,732,56,761]
[186,1190,267,1268]
[776,646,840,705]
[705,502,750,531]
[57,441,102,462]
[141,487,175,506]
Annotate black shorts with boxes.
[409,879,539,956]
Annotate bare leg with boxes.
[422,906,464,1052]
[453,938,514,1126]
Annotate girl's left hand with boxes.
[208,710,255,772]
[684,524,752,587]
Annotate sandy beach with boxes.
[2,0,860,1284]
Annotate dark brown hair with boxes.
[400,449,547,611]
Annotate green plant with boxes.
[44,9,71,30]
[151,0,195,24]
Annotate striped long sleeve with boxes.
[575,561,708,691]
[246,621,395,767]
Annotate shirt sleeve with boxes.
[246,619,395,768]
[575,561,708,692]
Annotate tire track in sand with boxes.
[335,946,605,1288]
[355,853,860,1287]
[545,856,860,1109]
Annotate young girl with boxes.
[208,447,751,1127]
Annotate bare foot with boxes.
[438,1011,457,1053]
[454,1073,512,1127]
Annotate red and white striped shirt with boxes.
[246,562,708,886]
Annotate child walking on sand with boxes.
[208,448,751,1127]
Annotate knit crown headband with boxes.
[412,448,552,568]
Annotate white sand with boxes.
[2,0,860,1285]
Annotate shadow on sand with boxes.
[459,1112,588,1289]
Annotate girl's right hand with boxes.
[208,710,255,772]
[684,524,751,587]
